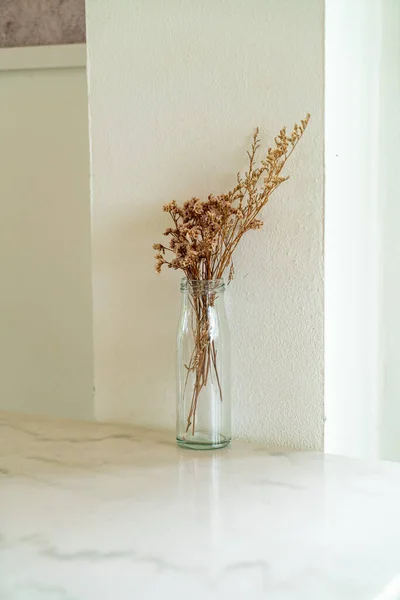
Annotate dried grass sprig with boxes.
[154,115,310,282]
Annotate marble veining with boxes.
[1,412,400,599]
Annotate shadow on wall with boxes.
[93,203,181,429]
[91,132,255,430]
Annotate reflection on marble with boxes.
[1,411,400,599]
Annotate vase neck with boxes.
[180,278,225,294]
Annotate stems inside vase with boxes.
[184,291,223,436]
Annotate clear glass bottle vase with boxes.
[176,278,231,450]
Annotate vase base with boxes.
[176,433,231,451]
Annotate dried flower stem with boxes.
[184,292,222,435]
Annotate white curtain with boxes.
[325,0,400,460]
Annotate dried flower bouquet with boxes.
[154,116,310,437]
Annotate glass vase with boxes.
[176,278,231,450]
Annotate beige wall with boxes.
[0,59,93,420]
[86,0,324,449]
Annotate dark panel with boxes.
[0,0,86,48]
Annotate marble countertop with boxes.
[1,412,400,600]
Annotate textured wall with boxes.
[0,0,86,48]
[86,0,324,449]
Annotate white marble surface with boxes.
[1,412,400,600]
